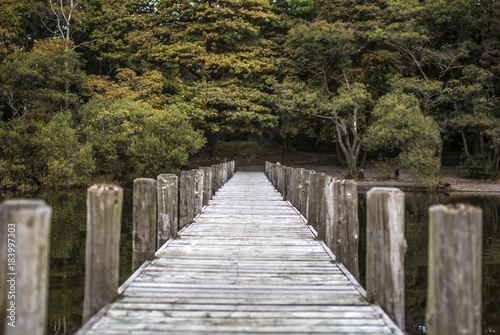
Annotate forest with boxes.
[0,0,499,187]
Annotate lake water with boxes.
[0,189,498,334]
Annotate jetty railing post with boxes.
[277,165,285,196]
[179,170,195,229]
[308,172,325,233]
[319,175,335,245]
[157,174,178,246]
[302,170,315,218]
[83,184,123,323]
[193,169,204,216]
[366,187,406,331]
[284,167,294,201]
[133,178,157,272]
[0,200,52,335]
[426,204,482,335]
[343,180,359,281]
[200,167,213,206]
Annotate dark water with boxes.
[0,190,498,334]
[358,193,500,334]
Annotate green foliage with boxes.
[39,113,95,185]
[458,153,499,180]
[0,39,86,120]
[79,98,205,179]
[364,93,442,183]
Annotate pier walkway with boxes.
[77,171,403,334]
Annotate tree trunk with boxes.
[461,129,470,158]
[209,131,219,157]
[336,142,347,166]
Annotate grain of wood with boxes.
[76,172,403,335]
[0,200,52,335]
[426,204,482,335]
[366,187,405,331]
[157,173,178,245]
[83,184,123,324]
[132,178,157,272]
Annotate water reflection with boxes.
[0,189,133,335]
[359,193,500,334]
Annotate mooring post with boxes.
[200,167,212,206]
[319,175,335,244]
[157,174,178,247]
[284,167,294,202]
[0,200,52,335]
[133,178,157,272]
[308,172,325,233]
[426,204,482,335]
[193,169,204,216]
[366,187,406,331]
[179,170,196,229]
[302,170,315,218]
[343,180,359,281]
[83,184,123,323]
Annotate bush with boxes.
[458,153,498,179]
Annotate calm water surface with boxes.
[0,189,498,334]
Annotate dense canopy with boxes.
[1,0,499,186]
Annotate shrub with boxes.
[458,153,498,179]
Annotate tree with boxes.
[277,20,370,176]
[78,98,205,179]
[0,38,86,120]
[364,93,442,183]
[146,0,281,155]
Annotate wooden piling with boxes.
[366,187,406,331]
[341,180,359,281]
[180,170,196,229]
[133,178,157,272]
[319,175,335,245]
[83,185,123,323]
[426,204,482,335]
[0,200,52,335]
[200,167,212,206]
[292,168,304,209]
[307,172,325,233]
[157,174,178,246]
[211,164,218,195]
[284,167,294,202]
[301,170,315,218]
[193,169,204,216]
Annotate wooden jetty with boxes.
[76,171,403,334]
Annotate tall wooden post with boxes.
[301,170,315,218]
[180,170,195,229]
[292,168,304,209]
[133,178,157,272]
[0,200,52,335]
[308,172,325,233]
[157,174,178,247]
[366,187,406,331]
[193,169,204,216]
[83,184,123,323]
[319,175,335,245]
[277,165,285,196]
[341,180,359,281]
[210,164,218,195]
[426,204,482,335]
[284,167,294,202]
[200,167,213,206]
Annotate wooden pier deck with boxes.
[77,171,403,334]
